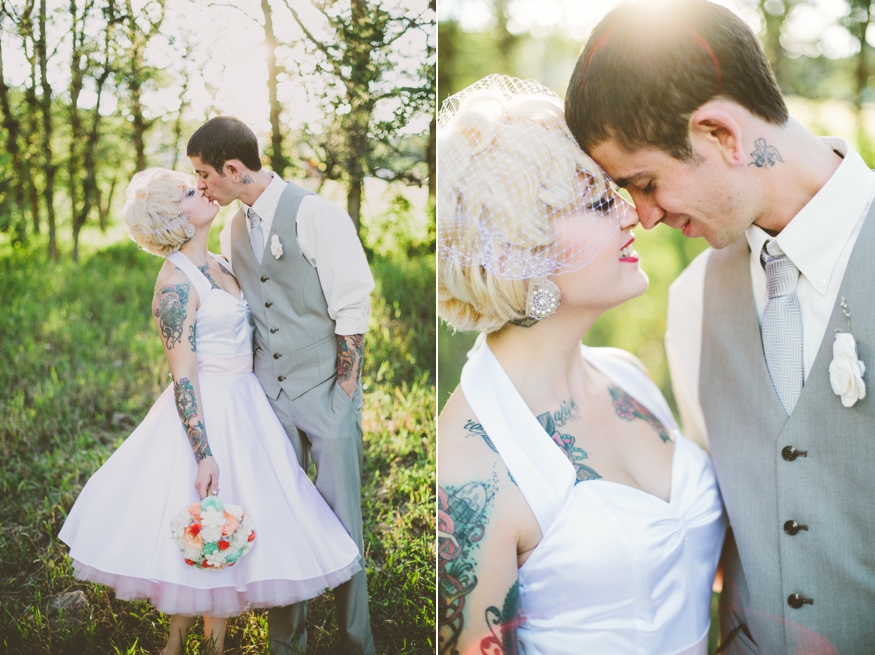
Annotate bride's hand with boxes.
[195,456,220,499]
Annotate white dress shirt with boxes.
[220,173,375,336]
[665,138,875,449]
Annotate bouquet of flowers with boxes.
[170,496,256,570]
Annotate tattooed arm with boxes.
[336,334,364,399]
[152,266,218,499]
[438,388,540,655]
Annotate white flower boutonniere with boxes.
[829,297,866,408]
[270,234,283,259]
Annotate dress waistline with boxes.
[197,352,254,377]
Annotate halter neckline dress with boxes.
[461,342,726,655]
[59,251,361,617]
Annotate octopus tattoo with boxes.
[153,283,190,350]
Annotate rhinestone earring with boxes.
[525,278,560,321]
[183,223,196,238]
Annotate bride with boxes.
[59,168,361,654]
[437,76,727,655]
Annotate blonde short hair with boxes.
[438,88,610,333]
[123,168,196,257]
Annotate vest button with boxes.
[265,302,273,308]
[277,376,286,382]
[270,328,278,333]
[260,276,269,282]
[782,446,807,461]
[787,593,813,609]
[273,353,282,359]
[783,520,808,535]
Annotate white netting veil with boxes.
[438,74,626,280]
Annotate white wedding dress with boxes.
[461,343,727,655]
[59,251,361,617]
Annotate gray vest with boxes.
[231,183,337,400]
[700,205,875,654]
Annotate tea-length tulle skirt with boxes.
[59,367,361,617]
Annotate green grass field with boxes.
[0,237,435,654]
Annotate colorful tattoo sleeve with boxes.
[439,481,492,655]
[336,334,364,384]
[173,377,212,462]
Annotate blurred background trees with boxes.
[437,0,875,414]
[0,0,435,254]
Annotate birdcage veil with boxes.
[437,74,626,281]
[124,168,196,236]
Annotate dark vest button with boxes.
[783,520,808,535]
[788,593,813,609]
[265,302,273,308]
[782,446,808,461]
[277,376,286,382]
[260,276,269,282]
[270,328,278,333]
[273,353,282,359]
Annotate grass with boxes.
[0,237,436,655]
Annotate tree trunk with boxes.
[38,0,57,258]
[427,113,435,200]
[97,175,116,232]
[757,0,790,88]
[0,35,27,242]
[347,177,362,233]
[68,0,86,248]
[854,0,873,114]
[26,55,41,235]
[261,0,287,177]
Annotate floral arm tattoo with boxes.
[336,334,364,384]
[609,385,671,443]
[440,480,518,655]
[536,399,602,483]
[153,283,191,350]
[173,377,212,462]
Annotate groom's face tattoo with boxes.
[591,137,748,250]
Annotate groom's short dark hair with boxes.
[187,116,263,173]
[565,0,788,160]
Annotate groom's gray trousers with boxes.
[266,376,374,655]
[228,183,374,655]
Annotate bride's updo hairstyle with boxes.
[123,168,197,257]
[438,75,625,333]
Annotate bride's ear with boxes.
[689,107,747,167]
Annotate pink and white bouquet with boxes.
[170,496,256,570]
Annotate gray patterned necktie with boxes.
[248,208,264,264]
[761,241,803,414]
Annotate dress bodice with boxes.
[166,251,254,375]
[460,343,726,655]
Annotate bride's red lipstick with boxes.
[620,236,639,263]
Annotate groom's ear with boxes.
[224,160,243,182]
[689,106,747,167]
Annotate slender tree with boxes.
[282,0,432,231]
[260,0,290,177]
[0,17,27,242]
[37,0,57,257]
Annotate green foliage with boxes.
[0,239,435,654]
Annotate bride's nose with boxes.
[621,202,640,230]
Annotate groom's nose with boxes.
[629,192,664,230]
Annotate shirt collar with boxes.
[243,172,286,226]
[745,137,875,295]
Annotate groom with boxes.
[187,116,376,655]
[566,1,875,653]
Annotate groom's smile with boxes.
[590,137,745,249]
